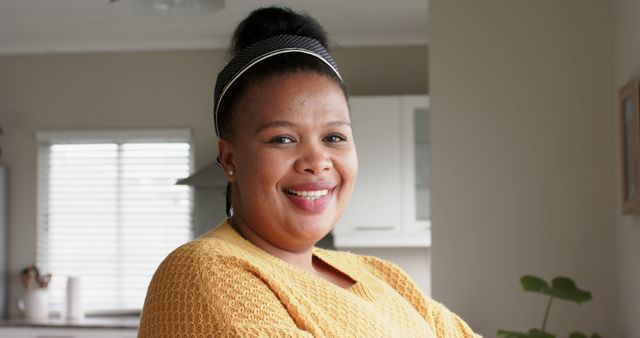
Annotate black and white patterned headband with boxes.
[213,34,343,137]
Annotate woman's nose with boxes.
[294,141,332,175]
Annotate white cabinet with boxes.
[0,327,137,338]
[334,95,430,248]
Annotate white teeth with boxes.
[286,189,329,199]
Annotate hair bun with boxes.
[231,6,329,54]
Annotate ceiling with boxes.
[0,0,428,55]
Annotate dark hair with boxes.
[219,6,347,217]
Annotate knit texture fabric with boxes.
[138,220,479,338]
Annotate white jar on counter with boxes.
[18,288,49,320]
[66,276,84,320]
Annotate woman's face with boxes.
[220,72,357,252]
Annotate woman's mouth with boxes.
[282,182,336,212]
[284,188,330,200]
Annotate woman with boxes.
[139,6,478,338]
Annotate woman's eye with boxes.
[324,134,347,143]
[269,135,296,144]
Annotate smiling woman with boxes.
[138,6,478,338]
[223,72,357,258]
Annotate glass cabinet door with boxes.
[414,107,430,222]
[402,96,430,234]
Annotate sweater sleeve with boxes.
[138,243,313,338]
[359,255,481,338]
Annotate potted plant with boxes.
[497,275,601,338]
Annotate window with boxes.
[36,129,193,314]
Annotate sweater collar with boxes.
[203,219,382,300]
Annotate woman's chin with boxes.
[289,218,334,244]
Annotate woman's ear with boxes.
[218,139,237,183]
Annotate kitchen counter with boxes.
[0,316,139,329]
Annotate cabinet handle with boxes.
[354,226,394,231]
[36,336,75,338]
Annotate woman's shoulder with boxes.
[174,228,233,256]
[154,221,253,277]
[140,222,306,337]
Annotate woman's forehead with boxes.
[247,108,351,134]
[235,73,350,128]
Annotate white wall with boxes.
[612,0,640,336]
[0,46,428,318]
[429,1,613,337]
[0,167,7,318]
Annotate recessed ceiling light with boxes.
[110,0,225,15]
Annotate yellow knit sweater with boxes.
[138,221,478,338]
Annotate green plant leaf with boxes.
[521,275,550,293]
[497,330,530,338]
[497,329,556,338]
[568,332,601,338]
[549,277,592,303]
[528,329,556,338]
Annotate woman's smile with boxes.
[282,181,337,212]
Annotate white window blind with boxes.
[36,130,193,314]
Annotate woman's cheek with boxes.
[340,148,358,178]
[255,149,290,177]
